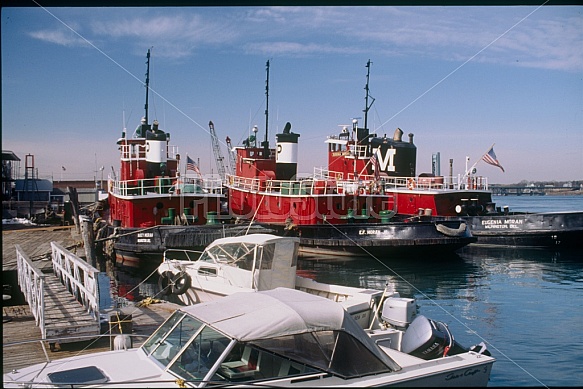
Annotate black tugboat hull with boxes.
[106,224,274,269]
[268,220,476,258]
[461,211,583,248]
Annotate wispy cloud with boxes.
[27,6,582,71]
[28,28,89,47]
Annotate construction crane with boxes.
[208,121,227,181]
[225,136,236,174]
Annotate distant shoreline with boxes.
[494,190,583,197]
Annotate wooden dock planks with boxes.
[2,225,81,271]
[42,275,100,340]
[2,225,183,374]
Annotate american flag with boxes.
[186,156,201,175]
[370,152,381,179]
[482,146,505,172]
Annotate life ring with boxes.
[171,272,191,295]
[158,271,174,296]
[359,187,366,196]
[408,178,417,190]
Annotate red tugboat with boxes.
[108,50,224,229]
[330,60,583,248]
[104,50,268,269]
[225,61,476,257]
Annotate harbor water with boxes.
[115,195,583,387]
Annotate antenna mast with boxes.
[363,59,374,131]
[145,49,151,124]
[263,60,270,158]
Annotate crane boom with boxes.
[225,136,236,174]
[209,121,227,181]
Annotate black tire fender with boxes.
[171,272,191,295]
[158,271,174,296]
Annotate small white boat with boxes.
[3,288,495,387]
[157,233,390,329]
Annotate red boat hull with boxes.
[109,193,222,228]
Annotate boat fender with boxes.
[158,271,174,295]
[113,334,133,350]
[436,222,467,237]
[408,178,416,190]
[171,272,192,295]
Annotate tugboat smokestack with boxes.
[393,128,403,142]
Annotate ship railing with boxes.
[313,167,344,181]
[226,174,262,192]
[380,175,489,191]
[227,172,380,196]
[457,174,489,191]
[109,176,222,197]
[346,172,377,182]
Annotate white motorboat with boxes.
[157,233,390,329]
[3,288,495,387]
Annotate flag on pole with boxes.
[186,155,201,175]
[370,153,381,180]
[482,146,505,172]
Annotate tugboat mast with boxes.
[363,59,375,132]
[263,60,270,158]
[144,49,151,125]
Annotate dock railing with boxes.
[15,244,45,331]
[15,242,109,340]
[50,241,107,321]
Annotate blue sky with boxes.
[2,5,582,184]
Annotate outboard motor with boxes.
[401,315,491,360]
[381,296,417,328]
[401,315,453,360]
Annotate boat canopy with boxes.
[180,288,401,371]
[205,233,296,248]
[198,234,299,291]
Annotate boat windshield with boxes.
[142,311,232,382]
[199,242,269,271]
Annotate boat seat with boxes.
[220,346,262,379]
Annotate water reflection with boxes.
[105,243,583,386]
[297,251,480,300]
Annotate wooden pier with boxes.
[15,242,108,349]
[2,226,182,374]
